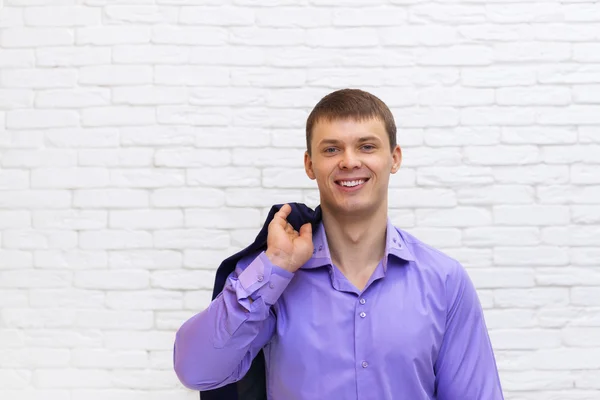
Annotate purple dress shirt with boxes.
[174,219,504,400]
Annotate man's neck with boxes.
[321,203,388,283]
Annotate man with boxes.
[173,89,504,399]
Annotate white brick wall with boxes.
[0,1,599,399]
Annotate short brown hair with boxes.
[305,88,397,155]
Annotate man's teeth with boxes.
[339,180,365,187]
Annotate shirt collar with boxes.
[301,218,415,270]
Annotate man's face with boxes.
[304,117,402,216]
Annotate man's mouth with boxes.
[335,179,369,188]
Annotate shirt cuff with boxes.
[237,251,294,305]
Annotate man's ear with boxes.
[304,151,316,180]
[391,145,402,174]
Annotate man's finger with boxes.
[271,204,291,227]
[299,222,312,239]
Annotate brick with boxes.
[105,331,175,351]
[183,290,213,310]
[410,4,485,23]
[78,149,154,167]
[491,330,561,351]
[262,168,315,189]
[494,247,569,266]
[457,185,534,205]
[105,5,178,23]
[187,167,260,187]
[0,190,71,209]
[149,350,174,369]
[534,23,598,42]
[152,25,227,45]
[31,167,108,188]
[75,270,149,290]
[2,308,76,329]
[336,7,408,27]
[46,128,119,148]
[1,69,77,89]
[230,27,304,46]
[485,309,536,330]
[79,231,152,250]
[151,188,224,208]
[464,145,538,165]
[184,249,233,269]
[418,46,492,66]
[0,270,71,288]
[462,66,536,87]
[157,106,230,126]
[33,210,106,230]
[112,86,187,105]
[153,229,229,250]
[564,3,600,21]
[232,69,306,88]
[0,170,29,190]
[36,88,110,108]
[76,310,153,330]
[538,64,600,84]
[540,105,600,125]
[189,87,266,106]
[494,205,569,226]
[189,46,265,66]
[0,7,23,27]
[394,147,463,168]
[180,6,254,25]
[536,307,595,329]
[405,228,461,248]
[494,288,569,308]
[109,250,182,270]
[571,248,600,266]
[0,370,30,389]
[77,26,150,45]
[120,126,195,146]
[2,230,76,249]
[110,168,184,188]
[493,42,570,62]
[109,370,181,390]
[110,209,183,229]
[151,269,215,290]
[155,148,230,167]
[494,165,568,185]
[573,85,600,104]
[34,369,111,388]
[0,250,32,268]
[381,26,457,46]
[497,87,571,106]
[155,311,194,330]
[0,390,72,400]
[186,207,261,229]
[72,349,148,369]
[468,268,535,288]
[574,44,600,62]
[572,165,600,184]
[34,250,107,269]
[486,4,563,23]
[0,130,43,149]
[0,49,34,68]
[388,188,456,208]
[580,127,600,143]
[0,89,33,109]
[225,188,302,208]
[575,371,600,389]
[543,226,600,246]
[30,289,104,308]
[463,227,540,247]
[24,6,100,26]
[80,66,152,85]
[459,24,533,42]
[419,87,493,106]
[0,349,70,368]
[537,267,600,287]
[0,211,29,230]
[113,45,188,65]
[572,206,600,224]
[416,207,491,227]
[544,145,600,164]
[502,127,577,144]
[462,107,536,126]
[2,149,76,168]
[424,127,500,147]
[0,28,73,47]
[384,67,459,86]
[82,107,155,127]
[572,287,600,306]
[0,291,28,307]
[256,8,329,27]
[417,166,493,186]
[389,169,416,187]
[7,110,78,130]
[105,291,182,311]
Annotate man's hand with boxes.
[265,204,313,273]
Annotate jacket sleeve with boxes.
[434,262,505,400]
[173,251,294,391]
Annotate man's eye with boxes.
[324,148,338,153]
[362,145,375,151]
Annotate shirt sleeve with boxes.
[434,262,505,400]
[173,251,294,391]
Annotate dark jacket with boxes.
[200,203,322,400]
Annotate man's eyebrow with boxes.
[317,136,382,146]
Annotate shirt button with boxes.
[257,275,264,282]
[359,312,366,318]
[361,361,368,368]
[359,298,366,305]
[269,282,275,289]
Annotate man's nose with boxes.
[339,150,362,169]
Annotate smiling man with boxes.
[174,89,504,399]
